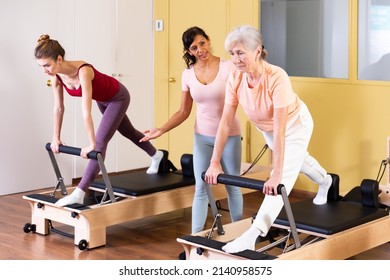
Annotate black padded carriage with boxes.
[90,151,195,196]
[90,171,195,196]
[275,199,388,235]
[91,150,195,196]
[275,175,389,235]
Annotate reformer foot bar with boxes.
[45,143,116,203]
[177,173,390,260]
[23,144,270,250]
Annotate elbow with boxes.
[178,109,191,120]
[54,106,65,115]
[220,118,231,130]
[182,106,192,117]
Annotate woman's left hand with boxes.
[263,174,281,196]
[81,144,95,159]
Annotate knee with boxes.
[194,186,208,199]
[226,186,242,197]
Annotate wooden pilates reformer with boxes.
[177,173,390,260]
[23,143,269,250]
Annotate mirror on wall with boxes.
[260,0,348,79]
[358,0,390,81]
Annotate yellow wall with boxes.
[154,0,390,194]
[292,79,390,194]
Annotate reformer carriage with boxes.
[177,173,390,260]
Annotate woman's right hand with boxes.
[204,162,224,185]
[140,128,162,142]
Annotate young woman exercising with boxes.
[34,34,163,207]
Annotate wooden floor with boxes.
[1,187,389,260]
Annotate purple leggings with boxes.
[78,83,156,191]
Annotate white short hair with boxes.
[224,25,263,52]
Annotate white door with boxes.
[115,0,154,171]
[72,0,154,177]
[0,0,64,195]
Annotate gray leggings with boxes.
[192,133,243,233]
[78,83,156,191]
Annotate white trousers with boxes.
[253,101,328,235]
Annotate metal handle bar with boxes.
[201,172,284,195]
[45,143,100,160]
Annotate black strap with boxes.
[168,160,178,172]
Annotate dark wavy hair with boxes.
[182,26,210,68]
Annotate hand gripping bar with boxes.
[201,172,284,194]
[201,171,301,248]
[45,142,116,203]
[45,143,100,160]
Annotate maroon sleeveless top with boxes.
[56,63,119,102]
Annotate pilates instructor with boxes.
[34,34,163,207]
[204,25,333,254]
[140,26,243,240]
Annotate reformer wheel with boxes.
[196,247,204,255]
[78,239,88,250]
[23,223,36,233]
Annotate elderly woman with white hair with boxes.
[204,25,333,253]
